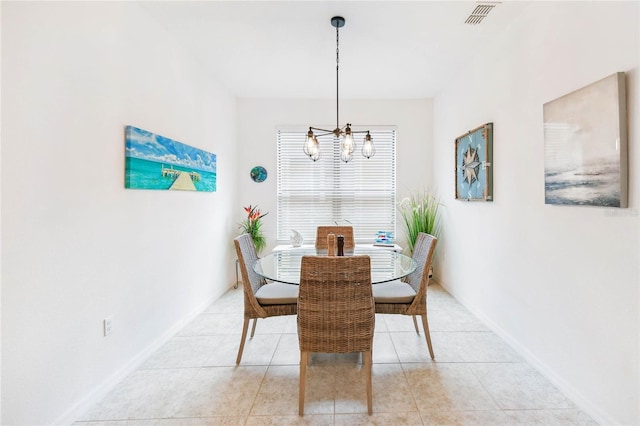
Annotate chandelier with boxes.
[303,16,375,163]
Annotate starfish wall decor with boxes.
[455,123,494,201]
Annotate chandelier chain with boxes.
[304,16,375,163]
[335,24,340,130]
[336,24,340,66]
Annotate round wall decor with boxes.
[250,166,268,183]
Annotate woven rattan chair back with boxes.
[315,226,355,250]
[297,255,374,415]
[234,233,296,364]
[235,234,264,305]
[406,232,437,296]
[374,232,437,359]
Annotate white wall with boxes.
[1,2,238,424]
[0,2,3,421]
[236,98,434,251]
[3,1,638,424]
[433,2,639,424]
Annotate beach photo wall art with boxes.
[125,125,217,192]
[455,122,493,201]
[543,72,627,207]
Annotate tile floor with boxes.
[75,284,597,425]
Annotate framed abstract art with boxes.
[455,122,493,201]
[543,72,627,207]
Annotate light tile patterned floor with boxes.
[75,284,597,425]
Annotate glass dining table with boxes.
[253,246,417,285]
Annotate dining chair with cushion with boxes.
[234,233,298,365]
[372,232,438,359]
[297,255,375,415]
[315,225,355,250]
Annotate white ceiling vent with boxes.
[465,2,501,25]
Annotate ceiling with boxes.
[140,1,530,99]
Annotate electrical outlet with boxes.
[103,317,113,336]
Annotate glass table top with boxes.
[254,246,417,285]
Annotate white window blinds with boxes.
[277,127,396,244]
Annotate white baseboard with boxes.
[436,279,616,426]
[54,294,217,426]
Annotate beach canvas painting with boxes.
[543,72,627,207]
[125,126,217,192]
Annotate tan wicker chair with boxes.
[372,232,438,359]
[234,234,298,365]
[315,226,355,250]
[297,255,374,415]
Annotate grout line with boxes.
[74,285,596,425]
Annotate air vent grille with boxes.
[465,2,500,25]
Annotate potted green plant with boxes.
[398,190,442,255]
[239,205,268,253]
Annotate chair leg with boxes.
[236,318,250,365]
[421,314,435,359]
[363,350,373,415]
[412,315,420,335]
[299,351,308,416]
[250,318,258,338]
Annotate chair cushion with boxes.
[255,283,299,305]
[373,280,416,304]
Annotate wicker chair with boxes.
[297,255,375,415]
[315,226,355,250]
[372,232,438,359]
[234,234,298,365]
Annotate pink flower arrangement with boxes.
[239,205,268,252]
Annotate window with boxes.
[277,127,396,243]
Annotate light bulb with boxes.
[303,129,317,157]
[362,132,375,158]
[341,125,355,154]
